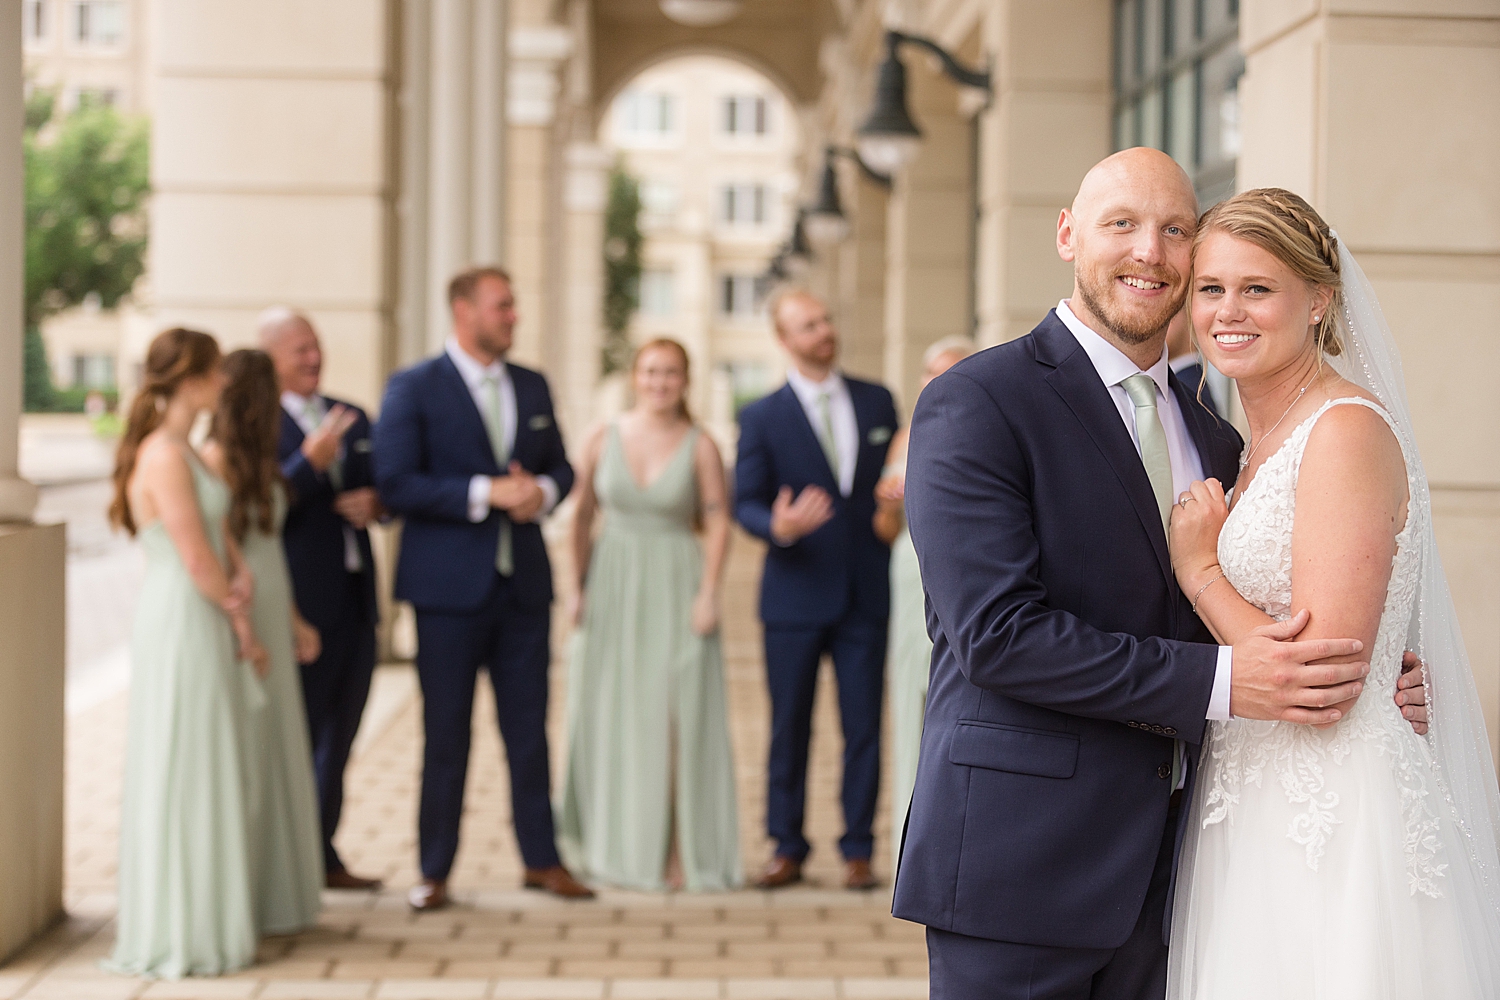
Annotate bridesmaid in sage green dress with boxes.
[106,328,266,978]
[873,338,973,859]
[204,349,324,935]
[558,339,741,892]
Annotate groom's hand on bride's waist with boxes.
[1229,610,1368,725]
[1397,652,1428,735]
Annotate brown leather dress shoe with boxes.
[407,878,449,912]
[754,855,804,889]
[523,865,596,899]
[845,858,878,891]
[327,868,384,891]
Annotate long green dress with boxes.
[242,484,324,934]
[887,444,931,861]
[557,424,742,892]
[107,449,260,978]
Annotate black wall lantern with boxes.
[857,29,993,175]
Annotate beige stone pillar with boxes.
[1238,0,1500,765]
[836,168,888,384]
[559,142,610,441]
[505,23,573,370]
[0,6,65,962]
[147,0,398,410]
[974,2,1112,348]
[883,63,973,416]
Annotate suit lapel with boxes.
[1036,319,1172,585]
[848,380,881,484]
[280,408,306,448]
[437,354,502,474]
[1170,372,1240,485]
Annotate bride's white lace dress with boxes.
[1167,397,1477,1000]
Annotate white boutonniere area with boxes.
[528,414,553,431]
[867,426,892,446]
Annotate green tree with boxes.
[23,89,150,410]
[601,164,643,375]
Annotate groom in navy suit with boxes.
[374,266,592,909]
[263,308,384,890]
[735,291,898,891]
[895,149,1384,999]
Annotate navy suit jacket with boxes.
[734,377,898,627]
[892,311,1242,950]
[278,398,379,629]
[373,355,573,614]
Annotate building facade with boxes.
[2,0,1497,959]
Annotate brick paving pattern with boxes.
[2,535,928,1000]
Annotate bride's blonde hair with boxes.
[1194,188,1345,358]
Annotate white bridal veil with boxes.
[1330,237,1500,984]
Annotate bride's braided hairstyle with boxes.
[1194,187,1345,358]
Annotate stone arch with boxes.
[591,44,807,137]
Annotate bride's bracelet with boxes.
[1191,570,1226,615]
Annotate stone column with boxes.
[1238,0,1500,764]
[882,62,973,416]
[836,168,888,384]
[424,0,476,351]
[973,2,1112,348]
[0,4,66,963]
[505,22,573,370]
[147,0,399,410]
[559,142,611,442]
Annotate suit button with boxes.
[1157,763,1172,780]
[1127,721,1138,728]
[1163,727,1178,737]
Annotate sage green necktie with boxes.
[480,373,513,577]
[1123,373,1186,788]
[816,391,840,483]
[1121,373,1173,532]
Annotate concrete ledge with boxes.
[0,522,66,964]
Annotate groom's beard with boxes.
[1075,261,1187,347]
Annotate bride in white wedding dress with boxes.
[1164,188,1500,999]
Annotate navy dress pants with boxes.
[298,569,377,875]
[763,614,887,862]
[925,797,1181,1000]
[414,573,560,879]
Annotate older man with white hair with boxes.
[260,307,384,891]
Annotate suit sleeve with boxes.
[905,369,1216,743]
[372,370,473,523]
[281,447,328,512]
[733,404,778,544]
[534,377,574,502]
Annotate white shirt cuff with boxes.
[536,475,560,520]
[467,475,491,523]
[1207,645,1233,721]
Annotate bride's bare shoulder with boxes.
[1299,390,1407,506]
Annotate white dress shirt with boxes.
[784,367,858,498]
[444,340,560,524]
[1056,300,1233,723]
[282,390,362,572]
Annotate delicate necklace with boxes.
[1238,375,1318,480]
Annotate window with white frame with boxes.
[720,183,771,227]
[71,353,116,390]
[24,0,49,46]
[639,179,679,223]
[73,86,120,109]
[719,274,763,319]
[721,94,770,137]
[72,0,125,48]
[639,269,676,319]
[614,89,676,141]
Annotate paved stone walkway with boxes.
[2,535,928,1000]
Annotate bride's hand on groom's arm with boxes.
[1169,479,1229,594]
[1229,610,1370,725]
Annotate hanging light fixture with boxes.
[659,0,743,27]
[785,211,814,279]
[857,29,993,175]
[803,145,892,251]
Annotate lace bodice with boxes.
[1203,398,1446,895]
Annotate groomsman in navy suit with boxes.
[734,291,898,891]
[262,308,384,891]
[374,266,592,910]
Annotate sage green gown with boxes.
[888,449,931,860]
[242,485,324,934]
[557,425,742,892]
[108,450,260,978]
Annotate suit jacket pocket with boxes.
[948,721,1079,779]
